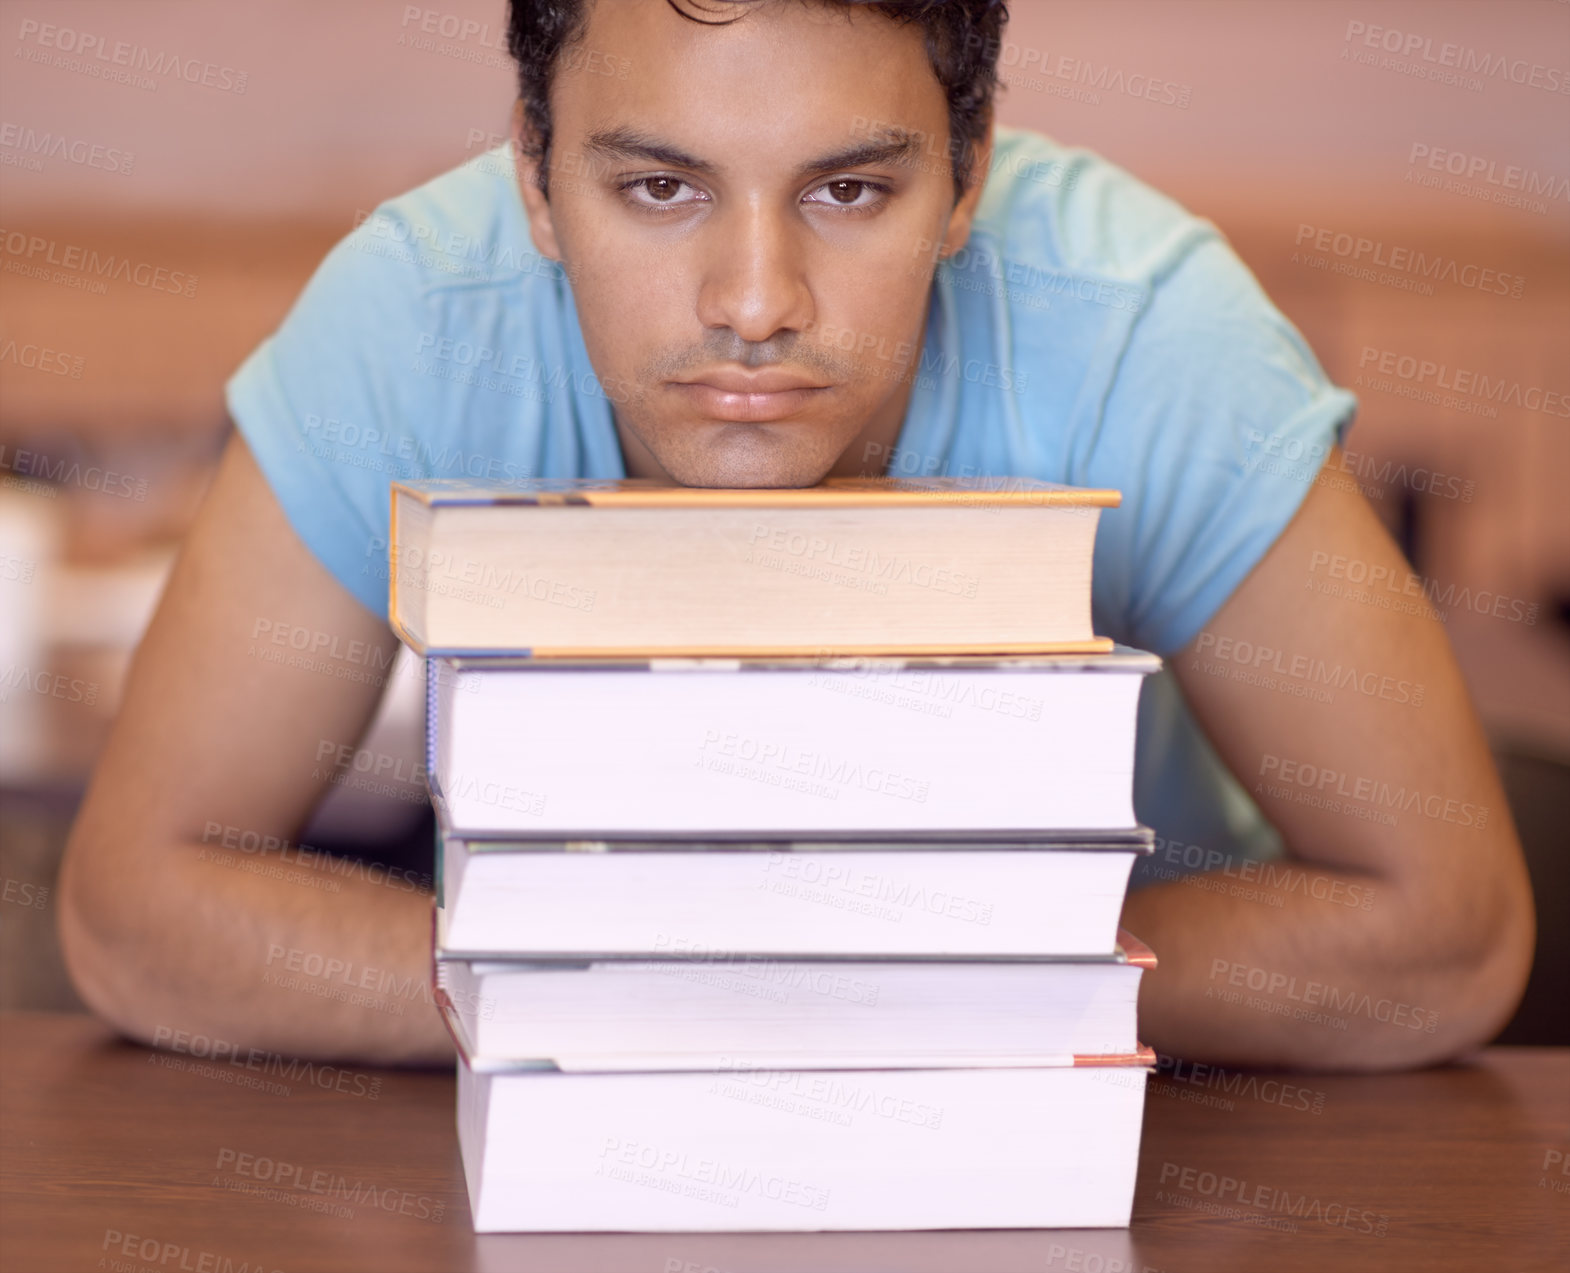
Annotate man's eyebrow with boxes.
[579,125,923,180]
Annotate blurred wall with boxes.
[3,0,1564,218]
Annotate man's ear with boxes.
[511,99,563,261]
[937,117,994,261]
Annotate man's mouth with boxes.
[671,367,830,423]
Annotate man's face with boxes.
[516,0,990,487]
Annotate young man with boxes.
[59,0,1531,1070]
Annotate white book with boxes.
[430,649,1159,836]
[436,832,1150,958]
[455,1055,1152,1232]
[436,932,1153,1069]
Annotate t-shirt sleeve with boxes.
[224,223,426,621]
[1079,232,1357,656]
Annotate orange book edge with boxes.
[393,477,1121,510]
[394,628,1115,659]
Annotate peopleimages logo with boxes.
[100,1229,282,1273]
[1356,347,1568,418]
[150,1025,383,1099]
[1257,753,1489,831]
[201,819,432,894]
[1152,1053,1328,1115]
[1144,834,1378,912]
[710,1060,945,1129]
[0,229,198,296]
[1206,960,1440,1035]
[697,729,931,804]
[1294,224,1523,297]
[214,1147,447,1222]
[597,1138,831,1211]
[1340,20,1569,95]
[746,524,980,598]
[760,852,994,925]
[1306,550,1539,627]
[0,337,84,378]
[1157,1161,1391,1236]
[0,443,146,500]
[1406,144,1570,215]
[14,20,248,93]
[0,123,133,174]
[1192,630,1426,708]
[964,34,1193,109]
[14,19,249,93]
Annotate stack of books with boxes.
[389,477,1160,1232]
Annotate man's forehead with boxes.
[578,121,925,181]
[562,3,935,121]
[554,0,945,154]
[578,0,897,48]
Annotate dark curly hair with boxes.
[508,0,1009,203]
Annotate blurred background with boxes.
[2,0,1566,1039]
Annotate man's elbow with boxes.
[1413,852,1536,1067]
[56,828,165,1048]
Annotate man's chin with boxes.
[648,425,843,489]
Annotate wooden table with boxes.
[2,1013,1564,1272]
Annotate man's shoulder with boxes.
[327,146,563,298]
[976,126,1216,284]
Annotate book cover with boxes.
[389,477,1119,658]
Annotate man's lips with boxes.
[670,376,829,423]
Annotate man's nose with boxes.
[694,199,815,343]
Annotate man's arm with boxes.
[1123,448,1534,1070]
[57,431,453,1065]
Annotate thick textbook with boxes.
[429,649,1160,838]
[435,828,1152,959]
[435,931,1155,1070]
[388,477,1118,657]
[454,1054,1153,1231]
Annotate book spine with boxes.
[426,659,442,909]
[424,657,439,779]
[429,898,442,1006]
[388,486,400,645]
[434,827,444,912]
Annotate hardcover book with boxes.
[427,649,1160,839]
[389,476,1119,657]
[452,1054,1154,1231]
[435,930,1157,1069]
[435,827,1154,959]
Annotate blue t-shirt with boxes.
[227,125,1356,877]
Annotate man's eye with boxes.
[803,179,887,209]
[617,176,887,211]
[621,177,705,207]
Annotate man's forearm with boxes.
[61,834,453,1067]
[1120,861,1517,1071]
